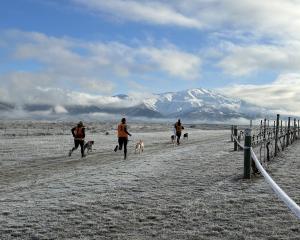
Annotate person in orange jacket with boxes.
[174,119,184,145]
[114,118,132,159]
[69,121,86,158]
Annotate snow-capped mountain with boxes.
[0,88,269,121]
[140,88,267,120]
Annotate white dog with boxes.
[135,140,144,154]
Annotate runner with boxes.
[69,121,86,158]
[114,118,132,160]
[174,119,184,145]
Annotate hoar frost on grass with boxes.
[0,121,300,239]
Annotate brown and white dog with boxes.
[135,140,144,154]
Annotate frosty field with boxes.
[0,121,300,240]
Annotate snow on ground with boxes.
[0,122,300,239]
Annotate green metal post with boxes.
[234,126,238,151]
[287,117,291,146]
[244,128,252,179]
[275,114,280,157]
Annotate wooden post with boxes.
[286,117,291,146]
[244,128,252,179]
[231,125,234,142]
[275,114,280,157]
[280,120,283,134]
[250,119,253,128]
[234,126,238,151]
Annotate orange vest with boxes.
[175,123,183,133]
[74,127,84,139]
[118,123,128,138]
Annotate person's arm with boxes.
[71,127,76,137]
[82,128,85,139]
[124,126,132,136]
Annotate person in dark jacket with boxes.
[174,119,184,145]
[114,118,132,159]
[69,121,86,158]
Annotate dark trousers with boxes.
[72,139,85,157]
[118,137,128,159]
[176,132,181,144]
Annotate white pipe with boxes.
[251,148,300,219]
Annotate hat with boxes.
[78,121,84,127]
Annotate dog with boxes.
[183,133,188,140]
[84,140,94,154]
[171,135,175,143]
[135,140,144,154]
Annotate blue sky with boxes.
[1,0,300,115]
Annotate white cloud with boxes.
[139,47,201,79]
[70,0,300,79]
[73,0,202,29]
[0,30,202,104]
[220,73,300,116]
[217,42,300,76]
[72,0,300,40]
[54,105,68,114]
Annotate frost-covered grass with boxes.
[0,121,300,239]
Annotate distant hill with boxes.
[0,88,271,121]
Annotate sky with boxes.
[1,0,300,115]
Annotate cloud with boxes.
[220,73,300,116]
[72,0,300,40]
[70,0,300,79]
[139,47,201,79]
[54,105,68,114]
[72,0,203,29]
[217,42,300,76]
[0,30,202,105]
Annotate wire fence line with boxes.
[231,114,300,220]
[231,116,300,162]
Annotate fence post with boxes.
[294,118,296,142]
[287,117,291,147]
[275,114,280,157]
[234,126,238,151]
[244,128,252,179]
[263,118,266,139]
[298,120,300,137]
[231,125,234,142]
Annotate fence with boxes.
[231,115,300,162]
[231,114,300,219]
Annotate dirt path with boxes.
[0,129,300,239]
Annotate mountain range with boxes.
[0,88,270,121]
